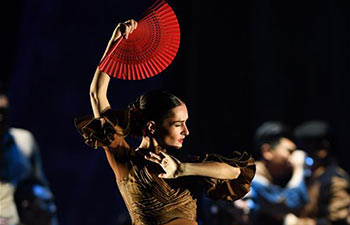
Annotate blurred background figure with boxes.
[197,121,309,225]
[241,121,309,225]
[14,178,58,225]
[284,121,350,225]
[0,90,58,225]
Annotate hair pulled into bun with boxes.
[128,90,183,137]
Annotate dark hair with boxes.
[254,121,293,157]
[128,90,183,136]
[294,120,333,151]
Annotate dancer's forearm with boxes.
[89,23,121,118]
[178,162,241,179]
[90,69,111,118]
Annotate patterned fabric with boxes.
[117,153,197,225]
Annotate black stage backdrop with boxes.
[2,0,350,224]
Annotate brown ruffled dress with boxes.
[75,109,255,225]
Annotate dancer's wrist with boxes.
[174,163,186,178]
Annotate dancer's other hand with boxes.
[145,151,182,179]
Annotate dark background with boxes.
[2,0,350,224]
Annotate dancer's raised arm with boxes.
[89,19,138,118]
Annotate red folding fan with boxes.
[98,0,180,80]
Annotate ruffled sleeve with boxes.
[201,151,256,201]
[74,108,131,149]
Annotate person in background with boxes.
[284,120,350,225]
[244,121,309,225]
[0,91,58,225]
[195,121,309,225]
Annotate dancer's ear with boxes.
[146,121,156,135]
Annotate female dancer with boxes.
[75,19,255,225]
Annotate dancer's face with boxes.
[155,104,189,149]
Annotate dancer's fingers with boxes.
[150,152,162,161]
[130,19,138,32]
[124,24,131,39]
[159,151,171,159]
[144,155,161,164]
